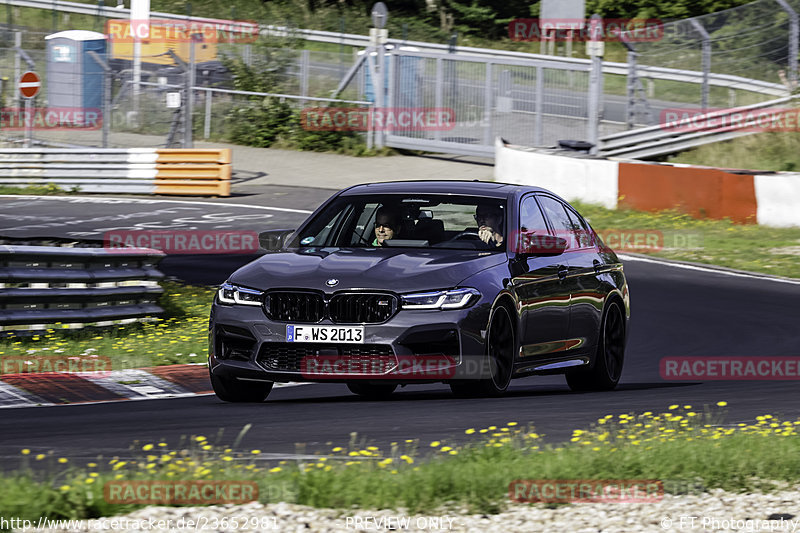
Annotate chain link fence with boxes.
[625,0,799,126]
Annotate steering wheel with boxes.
[451,231,484,242]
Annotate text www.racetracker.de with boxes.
[1,515,279,531]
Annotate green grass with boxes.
[667,132,800,172]
[1,406,798,521]
[0,282,214,371]
[0,184,75,195]
[573,201,800,278]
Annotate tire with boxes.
[450,304,515,398]
[566,300,625,392]
[210,372,273,402]
[347,382,397,399]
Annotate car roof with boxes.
[339,180,548,198]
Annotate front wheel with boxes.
[347,382,397,399]
[566,300,625,392]
[450,304,515,398]
[210,372,273,402]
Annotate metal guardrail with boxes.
[0,239,165,332]
[597,95,800,158]
[5,0,789,98]
[0,148,232,196]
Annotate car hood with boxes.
[229,248,507,293]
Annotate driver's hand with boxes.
[478,226,493,244]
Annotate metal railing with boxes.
[598,94,800,158]
[0,148,233,195]
[0,238,165,332]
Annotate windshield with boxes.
[289,194,507,251]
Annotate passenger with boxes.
[372,206,402,246]
[474,204,504,247]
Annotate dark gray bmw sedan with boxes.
[209,181,630,401]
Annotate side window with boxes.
[564,206,595,248]
[537,196,576,248]
[519,196,547,234]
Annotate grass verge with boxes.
[667,132,800,172]
[0,184,74,195]
[0,282,214,369]
[573,201,800,278]
[1,405,798,522]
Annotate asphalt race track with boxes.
[2,193,800,468]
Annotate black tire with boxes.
[347,382,397,399]
[566,300,625,392]
[450,304,515,398]
[210,372,273,402]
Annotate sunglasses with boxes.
[374,221,395,230]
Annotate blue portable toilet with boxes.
[45,30,107,110]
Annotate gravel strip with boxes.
[15,489,800,532]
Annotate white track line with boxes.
[618,253,800,285]
[0,195,314,214]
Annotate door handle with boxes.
[557,265,568,280]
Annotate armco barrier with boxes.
[494,138,800,228]
[0,239,165,332]
[0,148,232,196]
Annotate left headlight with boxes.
[217,283,264,306]
[400,288,480,310]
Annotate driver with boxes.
[474,204,504,247]
[372,206,402,246]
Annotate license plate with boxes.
[286,325,364,344]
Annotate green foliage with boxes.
[226,98,295,148]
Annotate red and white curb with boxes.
[0,364,304,408]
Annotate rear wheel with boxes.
[347,382,397,399]
[450,304,515,398]
[566,300,625,392]
[210,372,273,402]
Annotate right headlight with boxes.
[400,288,480,310]
[217,283,263,306]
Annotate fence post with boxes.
[587,14,604,155]
[534,65,543,146]
[626,48,638,129]
[775,0,798,90]
[483,62,493,146]
[14,31,20,111]
[300,49,310,105]
[185,34,198,148]
[434,57,443,142]
[690,19,710,110]
[204,89,212,139]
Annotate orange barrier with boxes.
[617,162,757,223]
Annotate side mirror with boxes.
[258,229,296,251]
[515,232,568,256]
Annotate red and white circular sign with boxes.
[19,71,41,99]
